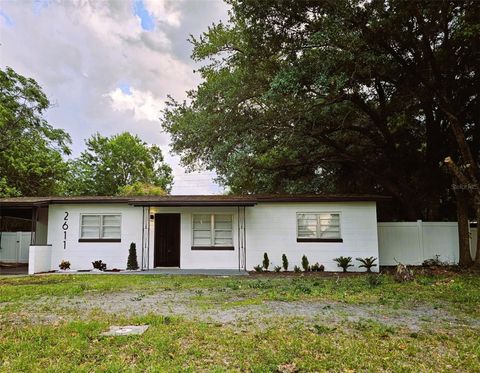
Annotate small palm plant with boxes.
[356,257,377,273]
[333,256,353,272]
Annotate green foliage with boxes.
[262,252,270,270]
[311,263,324,272]
[422,255,448,267]
[68,132,173,196]
[293,265,301,273]
[282,254,288,271]
[118,182,166,196]
[274,266,281,273]
[367,274,383,287]
[92,260,107,271]
[127,242,139,270]
[162,0,480,221]
[0,67,71,196]
[356,257,378,273]
[253,265,263,273]
[301,255,310,272]
[58,260,71,270]
[333,256,353,273]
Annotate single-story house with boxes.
[0,195,387,273]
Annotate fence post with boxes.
[417,220,425,263]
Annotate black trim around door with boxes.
[154,213,181,267]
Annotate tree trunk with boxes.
[455,190,473,267]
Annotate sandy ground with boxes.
[5,288,478,331]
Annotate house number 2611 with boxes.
[62,212,69,250]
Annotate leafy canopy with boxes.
[0,67,71,197]
[68,132,173,196]
[162,0,479,221]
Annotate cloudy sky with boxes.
[0,0,229,194]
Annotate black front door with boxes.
[154,213,180,267]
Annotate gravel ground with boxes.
[8,288,478,331]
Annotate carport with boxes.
[0,198,50,275]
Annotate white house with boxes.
[0,195,386,274]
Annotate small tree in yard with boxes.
[127,242,139,270]
[333,256,353,272]
[282,254,288,271]
[262,252,270,271]
[301,255,309,271]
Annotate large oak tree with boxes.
[163,0,479,265]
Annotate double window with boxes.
[296,212,342,242]
[79,214,121,242]
[192,214,233,249]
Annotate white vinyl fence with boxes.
[378,221,477,265]
[0,232,32,263]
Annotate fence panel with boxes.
[0,232,32,263]
[378,221,477,265]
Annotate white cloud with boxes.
[0,0,230,195]
[105,87,163,122]
[144,0,182,28]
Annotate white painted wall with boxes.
[34,201,380,272]
[378,221,477,265]
[148,206,240,269]
[28,245,52,274]
[0,232,31,263]
[47,204,143,271]
[246,202,379,272]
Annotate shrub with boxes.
[282,254,288,271]
[394,263,414,282]
[274,265,281,273]
[422,255,448,267]
[301,255,309,271]
[367,274,383,287]
[92,260,107,271]
[127,242,139,270]
[356,257,377,273]
[253,265,263,272]
[333,256,353,272]
[59,260,70,270]
[311,262,325,272]
[262,253,270,270]
[293,265,301,273]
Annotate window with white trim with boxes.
[296,213,342,241]
[192,214,233,248]
[80,214,121,240]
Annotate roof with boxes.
[0,194,389,207]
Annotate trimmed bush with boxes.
[282,254,288,271]
[127,242,139,270]
[262,253,270,271]
[301,255,309,272]
[59,260,70,270]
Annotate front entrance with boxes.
[154,213,180,267]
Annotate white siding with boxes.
[246,202,379,272]
[47,204,143,271]
[148,206,240,270]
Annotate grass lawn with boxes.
[0,271,479,372]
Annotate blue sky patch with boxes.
[118,82,132,95]
[0,10,13,27]
[133,0,155,31]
